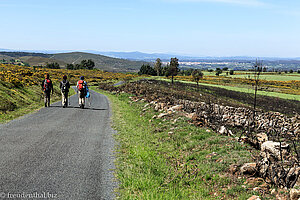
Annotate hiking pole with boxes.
[41,91,44,105]
[89,94,92,107]
[88,90,92,107]
[68,91,70,106]
[87,96,91,107]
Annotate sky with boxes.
[0,0,299,57]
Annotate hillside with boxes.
[20,56,67,67]
[51,52,147,72]
[0,51,147,72]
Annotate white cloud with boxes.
[165,0,267,7]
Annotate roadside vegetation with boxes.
[95,88,265,199]
[0,80,66,123]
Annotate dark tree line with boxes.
[139,57,206,85]
[138,57,179,83]
[138,64,156,76]
[43,59,95,70]
[46,62,60,69]
[66,59,95,70]
[178,68,202,76]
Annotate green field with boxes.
[229,74,300,81]
[203,71,300,81]
[154,77,300,101]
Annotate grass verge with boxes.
[94,88,268,199]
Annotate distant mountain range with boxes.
[92,52,300,62]
[0,49,199,61]
[1,48,300,62]
[89,51,203,61]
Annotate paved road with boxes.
[0,90,117,200]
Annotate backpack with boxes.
[44,79,51,91]
[61,81,68,93]
[78,80,86,91]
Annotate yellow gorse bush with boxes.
[0,64,138,87]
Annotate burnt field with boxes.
[101,79,299,116]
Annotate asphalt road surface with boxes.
[0,89,117,200]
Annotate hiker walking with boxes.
[76,76,87,109]
[41,73,53,107]
[60,75,70,108]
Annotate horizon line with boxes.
[0,48,299,59]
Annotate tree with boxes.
[46,62,60,69]
[138,64,156,75]
[138,64,147,75]
[66,64,74,70]
[86,59,95,70]
[253,59,263,115]
[67,59,95,70]
[229,70,234,75]
[154,58,162,76]
[74,64,81,70]
[263,67,267,72]
[80,60,88,69]
[161,64,170,77]
[223,67,229,71]
[215,68,222,76]
[290,69,294,73]
[169,57,179,84]
[178,68,194,76]
[192,69,203,86]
